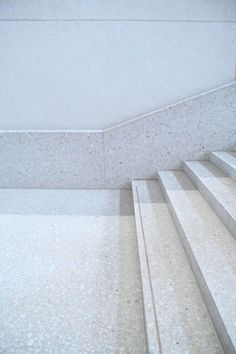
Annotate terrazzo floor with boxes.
[0,189,146,354]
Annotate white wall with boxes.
[0,1,236,130]
[1,0,236,21]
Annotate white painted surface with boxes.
[0,1,235,129]
[1,0,236,21]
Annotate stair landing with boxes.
[0,189,146,354]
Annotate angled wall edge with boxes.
[104,81,236,188]
[0,81,235,188]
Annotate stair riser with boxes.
[210,153,236,183]
[184,163,236,240]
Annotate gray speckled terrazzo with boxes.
[104,81,236,188]
[0,131,105,188]
[210,151,236,182]
[158,171,236,353]
[0,189,146,354]
[184,160,236,239]
[132,180,223,354]
[0,82,235,189]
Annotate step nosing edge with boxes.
[134,184,163,354]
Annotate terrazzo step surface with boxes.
[132,180,223,354]
[184,160,236,239]
[0,189,146,354]
[158,171,236,354]
[210,151,236,182]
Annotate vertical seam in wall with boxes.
[102,130,106,188]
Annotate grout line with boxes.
[0,19,236,23]
[102,130,107,188]
[135,185,163,354]
[0,129,103,133]
[0,187,131,191]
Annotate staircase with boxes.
[132,151,236,354]
[1,149,235,353]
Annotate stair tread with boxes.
[132,180,223,354]
[0,189,145,353]
[158,170,236,353]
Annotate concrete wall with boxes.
[0,82,235,188]
[0,1,236,130]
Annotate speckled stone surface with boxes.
[0,83,236,189]
[184,160,236,239]
[132,181,161,354]
[158,171,236,353]
[210,151,236,183]
[104,82,236,188]
[0,131,105,188]
[0,189,146,354]
[132,180,223,354]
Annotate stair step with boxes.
[210,151,236,182]
[158,171,236,354]
[132,180,223,354]
[184,160,236,239]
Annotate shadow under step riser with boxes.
[210,151,236,183]
[184,160,236,240]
